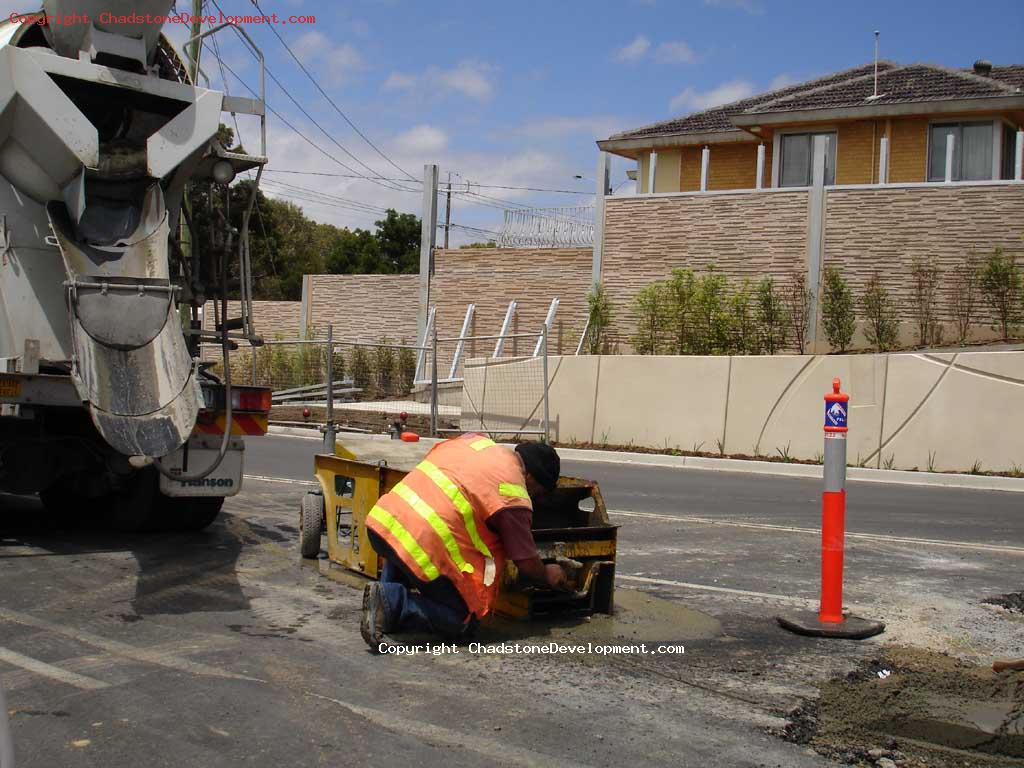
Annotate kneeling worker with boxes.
[361,434,567,650]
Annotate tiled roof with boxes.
[606,61,1023,142]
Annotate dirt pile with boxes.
[776,646,1024,767]
[983,592,1024,614]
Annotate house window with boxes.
[1002,125,1018,180]
[927,122,993,181]
[779,132,836,187]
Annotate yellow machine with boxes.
[300,447,617,619]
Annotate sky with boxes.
[5,0,1024,243]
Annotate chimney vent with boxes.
[973,59,993,76]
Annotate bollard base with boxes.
[776,611,885,640]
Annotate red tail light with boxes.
[231,388,272,413]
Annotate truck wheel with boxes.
[159,496,224,531]
[103,468,158,532]
[299,491,324,558]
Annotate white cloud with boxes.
[655,41,697,64]
[289,32,365,87]
[293,30,330,63]
[769,73,798,90]
[614,35,651,63]
[394,125,448,155]
[669,79,755,112]
[514,116,624,140]
[381,60,496,102]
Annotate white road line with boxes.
[610,509,1024,556]
[0,608,264,684]
[0,647,109,691]
[244,474,310,485]
[618,575,817,606]
[306,691,596,768]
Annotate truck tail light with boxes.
[231,388,272,413]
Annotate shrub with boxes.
[980,247,1022,342]
[374,337,396,395]
[631,282,669,354]
[350,345,372,393]
[784,270,812,353]
[691,268,730,354]
[757,277,789,354]
[860,273,899,352]
[397,341,417,393]
[585,282,614,354]
[910,258,943,347]
[728,279,761,355]
[821,266,855,353]
[949,252,980,344]
[665,268,697,354]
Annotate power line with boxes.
[262,169,592,196]
[247,0,418,183]
[262,179,394,215]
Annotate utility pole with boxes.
[417,164,439,346]
[443,172,452,250]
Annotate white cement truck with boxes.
[0,1,271,530]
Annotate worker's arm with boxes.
[488,507,568,589]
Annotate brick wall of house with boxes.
[304,274,419,342]
[675,142,772,192]
[680,146,701,191]
[888,117,929,182]
[836,120,879,185]
[823,184,1024,325]
[430,247,593,355]
[602,190,810,339]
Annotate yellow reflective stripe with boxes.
[417,460,493,560]
[469,437,495,451]
[368,505,440,580]
[393,483,474,574]
[498,482,530,500]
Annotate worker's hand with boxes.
[544,563,569,590]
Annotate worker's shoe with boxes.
[361,582,390,652]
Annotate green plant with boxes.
[813,451,824,464]
[882,454,896,470]
[585,282,615,354]
[910,258,943,347]
[665,268,697,354]
[374,338,396,395]
[980,247,1022,342]
[691,268,731,354]
[728,279,761,355]
[691,441,705,454]
[970,459,983,475]
[927,450,937,472]
[949,252,980,344]
[1010,463,1023,478]
[715,438,725,456]
[860,272,900,352]
[821,266,856,353]
[776,442,793,462]
[350,345,372,392]
[784,270,812,353]
[397,341,416,393]
[631,282,669,354]
[757,277,789,354]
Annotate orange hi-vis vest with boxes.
[366,434,533,618]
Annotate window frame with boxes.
[776,130,837,188]
[926,119,996,182]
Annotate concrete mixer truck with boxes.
[0,1,271,530]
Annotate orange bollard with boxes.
[778,378,884,640]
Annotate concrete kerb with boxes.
[266,425,1024,493]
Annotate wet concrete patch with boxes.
[778,646,1024,766]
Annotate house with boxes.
[597,61,1024,192]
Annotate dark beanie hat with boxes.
[515,442,560,491]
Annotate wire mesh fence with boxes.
[200,325,551,441]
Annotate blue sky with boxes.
[20,0,1024,242]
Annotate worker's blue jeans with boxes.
[368,530,471,639]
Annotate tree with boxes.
[949,253,980,344]
[665,268,696,354]
[728,279,761,355]
[585,282,614,354]
[757,277,789,355]
[910,259,943,347]
[691,268,730,354]
[860,273,899,352]
[373,210,421,273]
[821,266,856,353]
[784,270,812,354]
[980,247,1022,342]
[631,282,668,354]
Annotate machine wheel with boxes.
[158,496,225,532]
[299,491,324,558]
[101,468,158,532]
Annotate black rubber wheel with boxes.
[101,468,158,532]
[299,491,324,558]
[159,496,224,531]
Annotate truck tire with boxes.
[299,491,324,558]
[102,468,158,532]
[159,496,224,531]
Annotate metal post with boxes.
[430,322,439,437]
[449,304,475,379]
[251,344,258,385]
[533,298,559,357]
[418,164,439,347]
[647,151,657,194]
[755,143,765,189]
[443,172,452,250]
[1015,130,1023,181]
[700,146,710,191]
[591,151,611,288]
[541,322,550,443]
[414,306,435,383]
[493,301,517,358]
[804,134,829,352]
[878,136,889,184]
[323,324,336,454]
[777,378,884,639]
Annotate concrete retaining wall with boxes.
[464,350,1024,473]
